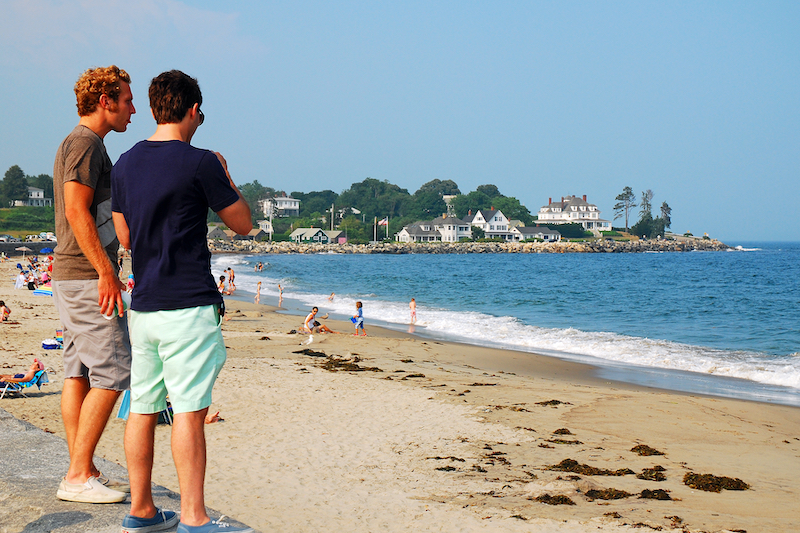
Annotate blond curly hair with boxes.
[74,65,131,116]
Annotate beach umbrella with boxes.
[15,246,32,258]
[40,247,54,254]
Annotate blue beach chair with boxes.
[116,390,173,425]
[0,370,49,399]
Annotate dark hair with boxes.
[149,70,202,124]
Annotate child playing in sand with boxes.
[218,275,231,295]
[353,301,366,336]
[0,301,11,322]
[254,281,261,304]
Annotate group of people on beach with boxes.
[47,65,253,533]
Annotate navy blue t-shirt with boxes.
[111,140,239,312]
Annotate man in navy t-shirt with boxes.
[111,70,253,533]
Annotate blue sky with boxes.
[1,1,798,241]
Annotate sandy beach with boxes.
[1,258,799,533]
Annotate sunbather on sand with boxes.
[1,359,44,382]
[0,301,10,322]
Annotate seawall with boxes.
[209,238,731,254]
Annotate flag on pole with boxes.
[378,217,389,226]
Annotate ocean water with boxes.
[212,242,800,406]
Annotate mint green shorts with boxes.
[129,305,225,414]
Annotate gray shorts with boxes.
[52,279,131,391]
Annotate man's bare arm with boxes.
[213,152,252,235]
[63,181,125,316]
[112,212,131,250]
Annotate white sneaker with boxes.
[57,475,127,503]
[97,473,131,493]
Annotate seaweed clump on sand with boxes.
[553,428,573,435]
[631,444,665,456]
[639,489,672,500]
[533,494,575,505]
[585,488,632,501]
[683,472,750,492]
[637,466,666,481]
[292,348,327,358]
[548,459,634,477]
[536,399,570,406]
[319,356,382,373]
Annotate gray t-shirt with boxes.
[52,125,119,281]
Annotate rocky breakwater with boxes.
[209,238,731,255]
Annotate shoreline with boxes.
[225,288,800,408]
[2,259,799,532]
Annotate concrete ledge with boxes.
[0,407,258,533]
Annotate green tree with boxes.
[613,186,637,231]
[640,189,654,220]
[411,179,461,219]
[471,226,485,240]
[3,165,28,206]
[660,201,672,230]
[337,178,412,220]
[475,184,502,199]
[539,223,590,239]
[292,190,338,218]
[451,191,491,218]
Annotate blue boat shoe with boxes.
[121,508,179,533]
[176,517,254,533]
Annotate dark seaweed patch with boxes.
[545,438,583,445]
[292,348,327,357]
[637,466,666,482]
[683,472,750,492]
[585,488,632,501]
[427,456,466,462]
[548,459,634,476]
[631,444,664,456]
[639,489,672,500]
[533,494,575,505]
[401,373,426,379]
[400,359,414,363]
[536,399,569,406]
[319,356,382,372]
[469,382,497,386]
[604,512,622,519]
[435,466,457,472]
[553,428,573,435]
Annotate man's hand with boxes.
[98,273,127,317]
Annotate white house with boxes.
[536,195,611,233]
[258,196,300,218]
[395,215,472,243]
[463,209,515,240]
[511,225,561,242]
[13,187,52,207]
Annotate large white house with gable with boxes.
[536,195,611,233]
[463,209,515,240]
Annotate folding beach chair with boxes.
[0,370,49,399]
[116,390,173,425]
